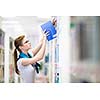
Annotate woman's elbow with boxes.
[38,55,43,60]
[39,55,44,60]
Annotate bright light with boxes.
[37,16,51,19]
[1,16,16,18]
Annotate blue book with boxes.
[41,21,57,41]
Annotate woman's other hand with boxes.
[52,18,57,27]
[40,29,49,42]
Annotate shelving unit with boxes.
[70,16,100,82]
[0,29,5,82]
[9,37,15,82]
[45,16,70,83]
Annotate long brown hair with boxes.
[14,35,25,75]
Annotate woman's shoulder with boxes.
[17,58,24,65]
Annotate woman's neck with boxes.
[21,50,28,55]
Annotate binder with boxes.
[41,21,57,41]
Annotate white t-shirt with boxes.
[17,58,36,83]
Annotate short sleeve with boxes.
[17,58,24,67]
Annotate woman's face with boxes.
[21,37,32,51]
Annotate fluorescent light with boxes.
[2,21,19,24]
[1,16,16,18]
[37,16,51,19]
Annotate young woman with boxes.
[14,31,47,83]
[14,18,57,83]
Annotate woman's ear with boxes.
[19,45,22,50]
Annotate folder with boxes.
[41,21,57,41]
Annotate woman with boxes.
[14,31,47,83]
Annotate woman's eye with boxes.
[24,40,29,44]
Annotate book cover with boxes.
[41,21,57,41]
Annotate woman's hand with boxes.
[43,30,50,41]
[52,18,57,27]
[40,29,49,42]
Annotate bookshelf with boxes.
[0,29,5,82]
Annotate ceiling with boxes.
[1,16,51,38]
